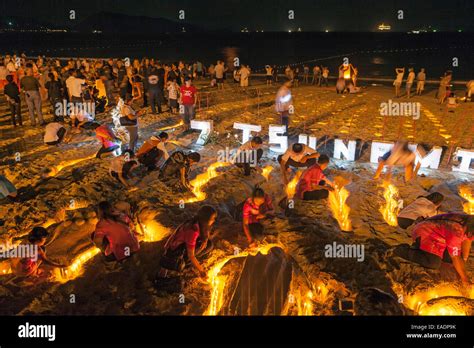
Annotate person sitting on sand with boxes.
[406,213,474,285]
[241,186,274,248]
[11,227,66,277]
[397,192,444,229]
[91,201,140,262]
[109,150,139,188]
[335,77,346,94]
[278,143,320,184]
[94,124,120,158]
[235,136,264,176]
[159,205,216,279]
[295,155,334,200]
[136,131,169,171]
[373,141,417,182]
[0,174,17,201]
[160,151,201,192]
[44,121,69,146]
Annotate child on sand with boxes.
[397,192,444,229]
[295,155,334,200]
[11,227,66,277]
[241,187,274,247]
[159,205,217,279]
[406,213,474,285]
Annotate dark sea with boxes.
[1,31,473,79]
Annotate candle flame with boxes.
[53,247,101,283]
[184,162,230,203]
[459,186,474,214]
[380,182,400,226]
[285,171,302,199]
[328,184,352,231]
[261,165,274,181]
[139,220,171,242]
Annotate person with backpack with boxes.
[136,132,169,171]
[160,151,201,192]
[406,213,474,285]
[159,205,216,279]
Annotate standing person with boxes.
[406,68,415,98]
[166,77,179,114]
[275,80,293,133]
[45,72,63,121]
[416,68,426,96]
[240,64,250,89]
[233,67,241,84]
[147,65,163,114]
[20,67,44,126]
[102,65,115,107]
[265,65,273,85]
[215,61,225,90]
[351,66,358,87]
[179,77,197,131]
[272,65,278,83]
[321,66,329,87]
[141,59,150,107]
[4,75,22,127]
[312,65,320,85]
[293,67,300,87]
[65,69,85,104]
[393,67,405,98]
[0,61,8,91]
[303,65,309,84]
[120,96,141,151]
[438,71,452,104]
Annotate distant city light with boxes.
[325,29,329,33]
[288,29,292,33]
[297,27,302,32]
[8,21,13,26]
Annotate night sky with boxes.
[1,0,473,32]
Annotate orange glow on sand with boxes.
[53,247,101,283]
[205,243,283,316]
[328,183,352,231]
[459,186,474,214]
[184,162,230,203]
[380,182,400,226]
[261,165,274,181]
[158,120,184,131]
[48,155,95,177]
[285,171,302,199]
[138,220,171,242]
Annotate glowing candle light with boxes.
[380,182,400,226]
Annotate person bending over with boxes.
[295,155,334,200]
[397,192,444,229]
[159,205,217,279]
[109,150,139,188]
[160,151,201,192]
[406,213,474,285]
[94,124,120,159]
[373,141,417,182]
[136,132,169,171]
[278,143,320,184]
[235,136,263,176]
[44,121,69,146]
[91,201,140,262]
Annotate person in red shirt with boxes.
[159,205,217,279]
[407,213,474,285]
[296,155,334,200]
[92,201,140,261]
[94,123,119,158]
[242,187,274,247]
[179,77,197,131]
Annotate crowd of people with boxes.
[1,53,472,290]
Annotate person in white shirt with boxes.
[65,70,85,102]
[397,192,444,229]
[394,67,405,98]
[72,109,95,129]
[166,77,179,114]
[406,68,416,98]
[265,65,273,85]
[109,150,139,188]
[278,143,320,184]
[44,121,68,145]
[235,136,263,176]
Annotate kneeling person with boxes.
[235,136,263,176]
[136,132,169,171]
[160,151,201,192]
[242,187,274,247]
[278,143,320,184]
[109,150,139,188]
[44,121,68,146]
[296,155,333,200]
